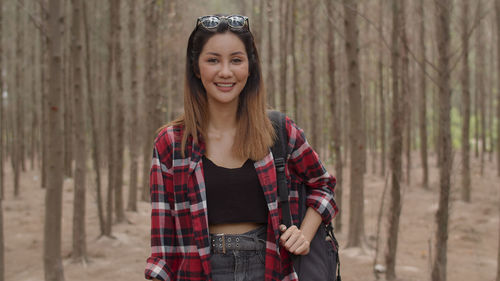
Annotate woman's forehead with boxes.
[201,33,247,55]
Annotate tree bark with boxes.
[0,0,4,276]
[343,0,365,247]
[326,0,342,233]
[44,0,65,279]
[418,0,429,189]
[385,0,403,279]
[461,0,471,202]
[110,0,126,224]
[71,0,87,263]
[127,0,139,212]
[431,1,452,280]
[266,0,275,108]
[291,0,298,121]
[378,0,386,177]
[308,0,318,149]
[279,0,288,113]
[401,0,411,186]
[104,0,116,236]
[475,0,486,175]
[494,1,500,279]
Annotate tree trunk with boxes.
[385,0,403,279]
[13,0,25,197]
[291,0,298,121]
[326,0,342,233]
[431,0,452,280]
[475,0,486,175]
[494,1,500,279]
[104,0,116,236]
[82,0,105,236]
[461,0,471,202]
[401,0,411,186]
[308,0,318,149]
[0,0,4,276]
[378,0,386,177]
[112,0,126,224]
[127,0,139,212]
[44,0,65,279]
[418,0,429,189]
[343,0,365,247]
[71,0,87,263]
[279,0,288,113]
[266,0,275,108]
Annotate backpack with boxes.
[268,110,341,281]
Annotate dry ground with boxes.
[3,152,499,281]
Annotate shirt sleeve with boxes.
[144,132,177,281]
[285,116,338,225]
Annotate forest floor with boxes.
[3,152,499,281]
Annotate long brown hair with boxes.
[165,16,275,161]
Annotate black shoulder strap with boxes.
[268,110,293,227]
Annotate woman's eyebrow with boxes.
[204,51,246,56]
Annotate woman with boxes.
[145,14,337,281]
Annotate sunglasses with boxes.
[197,15,249,30]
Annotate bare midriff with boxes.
[209,222,265,234]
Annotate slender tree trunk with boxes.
[105,0,116,236]
[418,0,429,189]
[326,0,342,233]
[63,0,73,179]
[41,0,49,190]
[308,0,318,149]
[431,0,452,280]
[291,0,298,121]
[385,0,403,279]
[279,0,288,113]
[461,0,471,202]
[266,0,275,108]
[344,0,365,247]
[71,0,87,263]
[494,1,500,279]
[0,0,4,276]
[378,0,386,177]
[13,0,25,197]
[44,0,65,279]
[82,0,105,236]
[112,0,126,224]
[127,0,139,212]
[475,0,486,175]
[401,0,411,185]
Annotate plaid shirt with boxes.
[144,116,338,281]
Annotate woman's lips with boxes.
[215,83,235,92]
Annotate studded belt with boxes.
[210,233,266,254]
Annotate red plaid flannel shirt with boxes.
[144,116,338,281]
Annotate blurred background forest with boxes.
[1,0,500,280]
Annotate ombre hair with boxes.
[165,16,275,161]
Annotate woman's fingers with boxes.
[279,225,310,255]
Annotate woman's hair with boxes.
[166,16,275,161]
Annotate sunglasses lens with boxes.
[227,16,246,28]
[200,16,220,29]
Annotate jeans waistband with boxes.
[210,225,267,254]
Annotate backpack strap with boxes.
[268,110,293,228]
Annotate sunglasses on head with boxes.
[197,15,249,30]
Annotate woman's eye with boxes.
[232,58,243,63]
[207,58,218,63]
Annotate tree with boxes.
[0,0,4,276]
[326,0,343,233]
[385,0,404,279]
[266,0,275,108]
[71,0,87,263]
[431,0,452,280]
[127,0,140,212]
[44,0,65,279]
[495,0,500,279]
[343,0,365,247]
[418,0,429,189]
[461,0,471,202]
[82,0,105,236]
[378,0,386,177]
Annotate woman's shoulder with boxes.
[154,123,184,150]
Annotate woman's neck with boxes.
[207,102,238,133]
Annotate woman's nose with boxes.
[218,63,233,78]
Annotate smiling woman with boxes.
[144,14,337,281]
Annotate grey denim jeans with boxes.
[209,225,267,281]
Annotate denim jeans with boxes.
[209,225,267,281]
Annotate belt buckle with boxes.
[215,233,226,254]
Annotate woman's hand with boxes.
[279,224,310,255]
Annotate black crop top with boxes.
[203,156,269,225]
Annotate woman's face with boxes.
[198,32,249,107]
